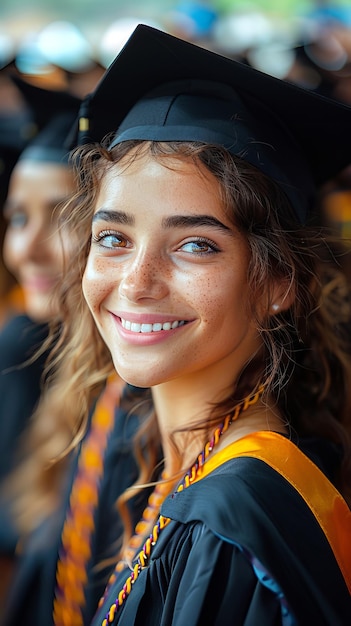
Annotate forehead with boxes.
[96,149,225,212]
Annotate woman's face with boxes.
[3,160,75,322]
[83,150,264,390]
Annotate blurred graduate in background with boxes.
[0,78,80,610]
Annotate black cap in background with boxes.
[12,76,81,164]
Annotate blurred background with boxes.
[1,1,351,242]
[1,1,351,96]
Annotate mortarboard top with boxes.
[77,24,351,223]
[11,75,81,164]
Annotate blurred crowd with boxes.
[1,2,351,258]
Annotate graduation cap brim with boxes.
[78,24,351,222]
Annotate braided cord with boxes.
[101,384,264,625]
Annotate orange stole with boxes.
[193,431,351,593]
[54,374,123,626]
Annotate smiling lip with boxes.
[121,318,186,333]
[110,312,192,344]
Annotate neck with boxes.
[152,379,287,476]
[152,380,211,475]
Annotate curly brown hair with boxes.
[6,139,351,537]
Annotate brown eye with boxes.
[93,230,130,249]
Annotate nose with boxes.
[119,249,169,303]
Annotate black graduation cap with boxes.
[77,24,351,223]
[11,75,81,164]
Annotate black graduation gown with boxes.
[1,385,153,626]
[92,438,351,626]
[0,315,50,559]
[0,314,49,482]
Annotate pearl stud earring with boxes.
[271,303,280,312]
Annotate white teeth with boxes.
[121,318,186,333]
[141,324,153,333]
[152,323,162,332]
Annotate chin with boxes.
[112,360,161,389]
[116,372,154,388]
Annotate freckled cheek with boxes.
[199,273,238,330]
[173,275,223,355]
[82,257,117,314]
[186,273,220,320]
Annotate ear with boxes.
[269,279,295,315]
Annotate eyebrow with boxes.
[93,209,232,234]
[93,209,135,225]
[162,214,231,232]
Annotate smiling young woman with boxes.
[68,138,351,625]
[3,25,351,626]
[83,152,261,397]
